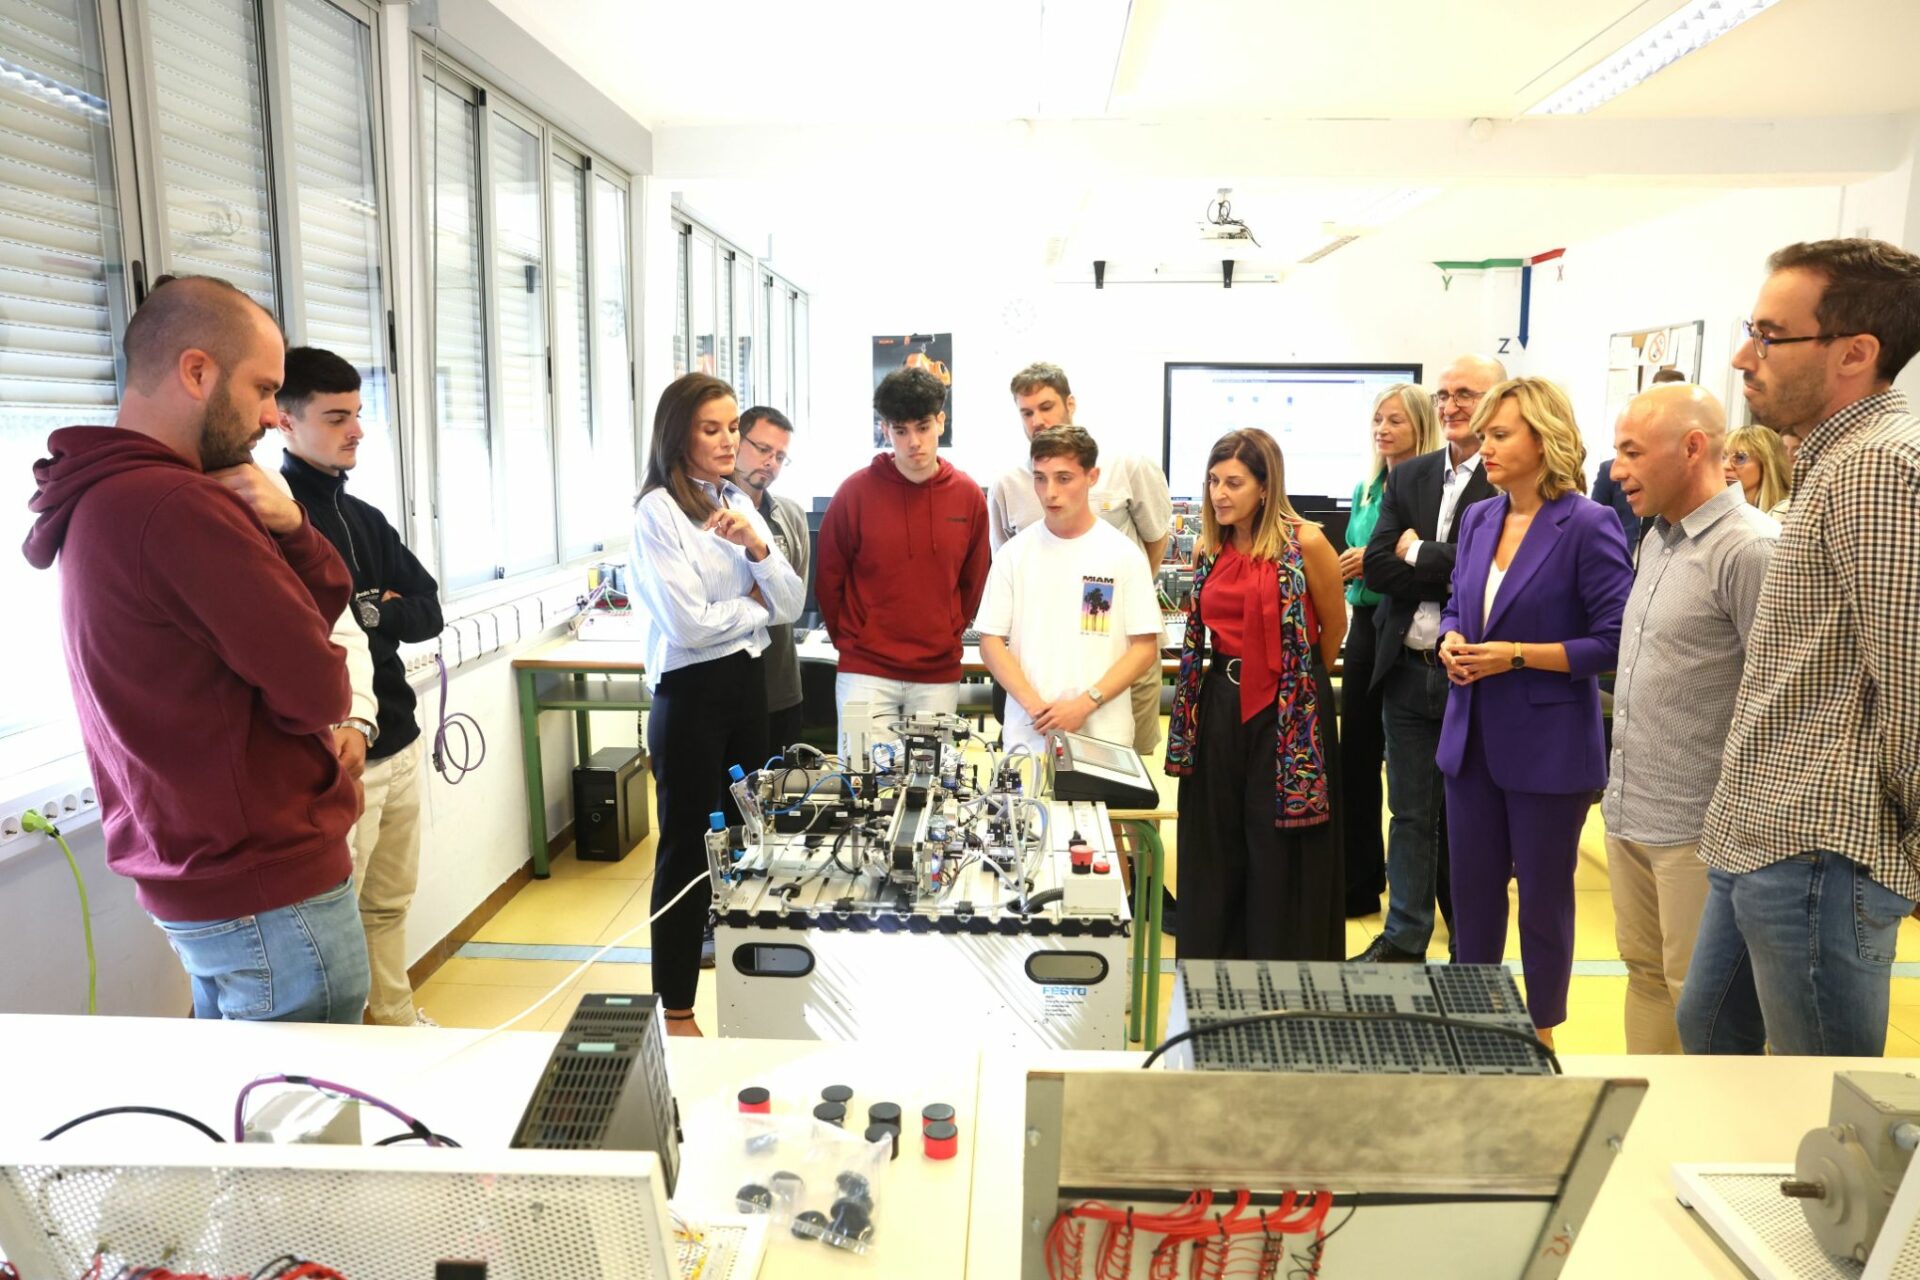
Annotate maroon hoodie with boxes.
[23,427,357,922]
[815,454,990,682]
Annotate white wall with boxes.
[787,171,1920,508]
[791,242,1493,507]
[1524,179,1918,463]
[0,822,188,1016]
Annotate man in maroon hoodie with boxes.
[23,275,370,1023]
[816,366,990,757]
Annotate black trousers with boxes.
[1339,604,1387,911]
[647,650,768,1009]
[768,701,805,763]
[1176,661,1343,962]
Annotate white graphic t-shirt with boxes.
[976,518,1164,755]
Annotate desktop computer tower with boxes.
[573,746,649,861]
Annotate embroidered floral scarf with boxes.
[1164,532,1331,829]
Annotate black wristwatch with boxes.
[1509,642,1527,670]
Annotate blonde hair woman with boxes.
[1724,424,1792,520]
[1338,384,1440,916]
[1434,377,1635,1045]
[1166,428,1348,960]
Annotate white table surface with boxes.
[0,1014,978,1280]
[0,1015,1894,1279]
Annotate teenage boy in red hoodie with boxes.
[816,366,990,757]
[23,275,369,1023]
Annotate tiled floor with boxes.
[415,720,1920,1056]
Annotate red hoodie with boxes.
[815,454,990,683]
[23,427,357,921]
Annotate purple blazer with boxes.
[1436,490,1633,793]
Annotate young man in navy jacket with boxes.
[278,346,444,1026]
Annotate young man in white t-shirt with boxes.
[988,362,1173,753]
[977,426,1164,756]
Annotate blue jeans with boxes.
[1380,648,1454,954]
[1677,852,1915,1056]
[154,878,370,1024]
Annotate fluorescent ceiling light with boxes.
[1527,0,1780,116]
[1037,0,1134,117]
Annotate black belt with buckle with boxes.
[1404,646,1440,666]
[1212,656,1243,685]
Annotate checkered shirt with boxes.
[1699,389,1920,898]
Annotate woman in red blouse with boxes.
[1165,428,1348,959]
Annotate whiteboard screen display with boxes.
[1162,362,1423,501]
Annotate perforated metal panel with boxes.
[0,1144,678,1280]
[1689,1170,1866,1280]
[676,1217,767,1280]
[1167,960,1548,1075]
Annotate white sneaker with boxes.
[412,1009,439,1027]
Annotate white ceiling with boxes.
[489,0,1920,295]
[1590,0,1920,118]
[488,0,1920,127]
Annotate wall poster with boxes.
[872,333,954,447]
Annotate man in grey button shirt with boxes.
[1603,384,1776,1053]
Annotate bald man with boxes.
[1600,384,1777,1052]
[1351,354,1503,960]
[23,274,370,1023]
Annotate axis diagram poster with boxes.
[871,333,954,447]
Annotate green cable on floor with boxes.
[22,809,97,1015]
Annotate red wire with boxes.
[1048,1189,1335,1278]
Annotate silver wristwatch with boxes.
[333,716,379,745]
[1086,685,1105,707]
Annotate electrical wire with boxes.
[41,1105,224,1143]
[21,810,94,1014]
[1204,194,1262,248]
[1046,1191,1329,1280]
[373,1131,462,1147]
[413,869,715,1079]
[430,652,485,783]
[1140,1009,1562,1073]
[233,1075,444,1145]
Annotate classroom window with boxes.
[591,175,635,510]
[421,52,640,592]
[136,0,279,307]
[0,0,129,746]
[283,0,401,520]
[550,147,595,559]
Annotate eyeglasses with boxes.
[1433,389,1484,406]
[1725,451,1754,466]
[742,435,791,467]
[1742,319,1858,360]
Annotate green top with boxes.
[1344,471,1387,607]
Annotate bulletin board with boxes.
[1602,319,1704,430]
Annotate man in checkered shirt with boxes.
[1679,239,1920,1057]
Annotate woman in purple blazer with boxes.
[1437,378,1633,1045]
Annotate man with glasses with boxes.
[1352,355,1503,961]
[1679,239,1920,1057]
[731,406,809,758]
